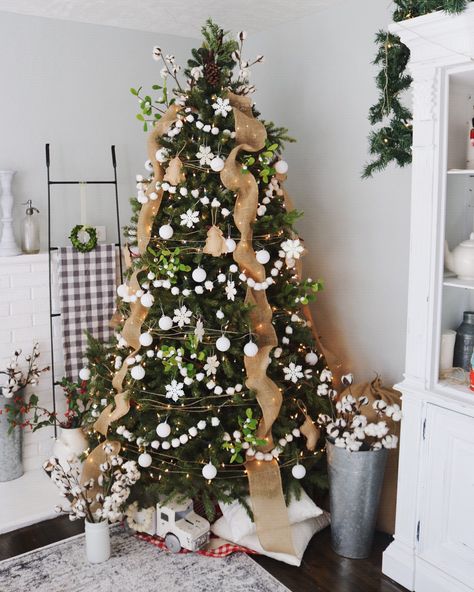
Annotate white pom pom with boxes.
[171,438,180,448]
[275,160,289,174]
[264,453,273,462]
[161,441,170,450]
[202,462,217,480]
[138,452,152,468]
[140,293,154,308]
[179,434,189,445]
[156,422,171,438]
[131,365,145,380]
[79,367,90,381]
[151,440,160,449]
[256,249,270,265]
[211,417,220,426]
[188,426,198,437]
[192,267,207,283]
[139,332,153,347]
[226,238,236,253]
[216,309,225,319]
[292,464,306,479]
[244,341,259,357]
[216,335,231,352]
[305,351,318,366]
[157,315,172,331]
[255,452,265,461]
[210,156,225,172]
[197,420,206,430]
[159,224,174,240]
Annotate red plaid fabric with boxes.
[136,532,258,558]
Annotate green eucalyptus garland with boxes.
[69,224,98,252]
[364,0,471,178]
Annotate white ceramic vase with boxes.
[85,520,111,563]
[53,426,88,470]
[0,170,21,256]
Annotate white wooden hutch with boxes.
[382,7,474,592]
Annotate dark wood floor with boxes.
[0,517,407,592]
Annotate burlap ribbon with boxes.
[82,105,181,485]
[220,92,295,555]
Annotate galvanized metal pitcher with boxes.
[327,440,388,559]
[0,395,23,482]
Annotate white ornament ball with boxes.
[159,224,174,240]
[202,462,217,480]
[156,422,171,438]
[226,238,236,253]
[256,249,270,265]
[244,341,259,357]
[275,160,289,174]
[139,332,153,347]
[192,267,207,283]
[305,351,318,366]
[216,335,231,352]
[158,315,173,331]
[216,309,225,320]
[140,293,154,308]
[138,452,152,468]
[210,157,225,172]
[79,367,91,381]
[131,365,145,380]
[292,464,306,480]
[117,284,129,298]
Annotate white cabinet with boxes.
[381,8,474,592]
[418,405,474,591]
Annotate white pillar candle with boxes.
[440,329,456,373]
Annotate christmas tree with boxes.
[84,20,334,526]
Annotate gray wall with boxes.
[249,0,412,386]
[0,11,195,249]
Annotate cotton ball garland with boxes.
[188,426,198,437]
[158,315,173,331]
[179,434,189,445]
[197,420,207,430]
[202,462,217,480]
[192,267,207,283]
[159,224,174,240]
[305,351,318,366]
[275,160,289,174]
[171,438,180,448]
[256,249,270,265]
[131,365,145,380]
[210,156,225,172]
[79,367,90,381]
[138,453,152,468]
[243,341,259,357]
[139,332,153,347]
[292,464,306,480]
[156,422,171,438]
[216,335,231,352]
[226,238,236,253]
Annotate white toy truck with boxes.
[156,499,210,552]
[127,498,210,553]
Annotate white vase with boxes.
[0,170,21,256]
[85,520,111,563]
[53,426,88,470]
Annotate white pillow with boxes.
[218,488,323,542]
[211,512,330,566]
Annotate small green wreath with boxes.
[69,225,98,253]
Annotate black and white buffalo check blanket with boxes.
[58,244,116,379]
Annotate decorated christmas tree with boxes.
[83,21,335,544]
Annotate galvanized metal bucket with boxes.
[326,440,388,559]
[0,395,23,482]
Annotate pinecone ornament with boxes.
[204,52,220,86]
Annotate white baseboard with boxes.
[382,539,416,591]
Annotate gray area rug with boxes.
[0,528,290,592]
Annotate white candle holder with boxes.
[0,170,21,256]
